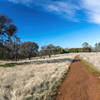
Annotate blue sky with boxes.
[0,0,100,48]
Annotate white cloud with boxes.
[82,0,100,24]
[46,1,80,21]
[7,0,100,24]
[8,0,80,21]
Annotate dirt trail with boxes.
[55,56,100,100]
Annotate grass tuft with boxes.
[0,63,22,67]
[0,63,16,67]
[81,59,100,75]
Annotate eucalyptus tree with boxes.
[40,44,56,57]
[82,42,89,48]
[95,43,100,52]
[19,41,39,60]
[0,14,18,59]
[0,14,17,43]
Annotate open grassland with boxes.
[0,53,76,100]
[80,52,100,72]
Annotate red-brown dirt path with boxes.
[55,56,100,100]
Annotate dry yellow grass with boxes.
[80,52,100,71]
[0,53,76,100]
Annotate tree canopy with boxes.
[20,41,39,59]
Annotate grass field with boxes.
[0,53,76,100]
[80,52,100,71]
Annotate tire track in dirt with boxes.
[55,56,100,100]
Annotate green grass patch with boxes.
[0,63,22,67]
[81,59,100,76]
[0,63,16,67]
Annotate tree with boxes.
[5,36,20,60]
[95,43,100,52]
[55,46,65,54]
[40,45,67,57]
[82,42,89,48]
[0,14,18,59]
[82,47,91,52]
[5,24,17,40]
[19,41,39,60]
[40,44,56,57]
[81,42,91,52]
[0,14,17,42]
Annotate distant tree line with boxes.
[66,42,100,53]
[39,44,66,58]
[67,42,92,53]
[0,14,100,60]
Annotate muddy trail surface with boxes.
[55,56,100,100]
